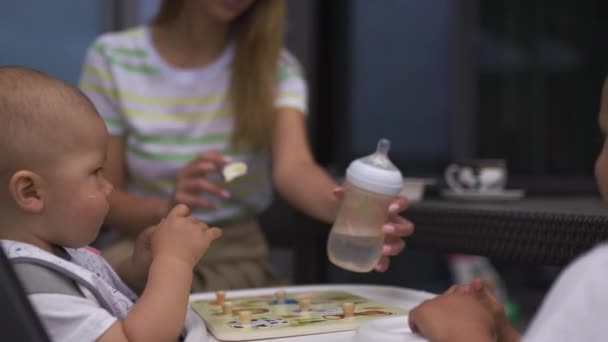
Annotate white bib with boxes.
[1,240,136,318]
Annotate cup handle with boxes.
[445,164,464,193]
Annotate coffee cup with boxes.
[444,159,507,193]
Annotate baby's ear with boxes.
[9,170,45,213]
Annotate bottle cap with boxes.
[346,139,403,195]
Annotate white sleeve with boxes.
[275,49,308,114]
[523,245,608,342]
[29,292,117,342]
[79,36,127,136]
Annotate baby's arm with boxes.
[99,205,222,342]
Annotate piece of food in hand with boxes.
[223,162,248,182]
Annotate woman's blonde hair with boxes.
[153,0,285,151]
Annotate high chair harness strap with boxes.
[12,262,84,297]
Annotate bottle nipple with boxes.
[344,137,403,197]
[361,138,396,170]
[376,138,390,156]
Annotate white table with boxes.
[187,284,435,342]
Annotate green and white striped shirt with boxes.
[79,26,307,224]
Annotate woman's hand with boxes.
[377,196,413,271]
[169,150,232,212]
[333,187,414,272]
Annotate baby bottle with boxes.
[327,139,404,272]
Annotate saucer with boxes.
[440,189,525,201]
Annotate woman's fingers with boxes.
[332,186,345,199]
[181,160,221,178]
[388,196,408,214]
[381,236,406,256]
[375,256,390,272]
[180,150,231,178]
[384,214,415,237]
[172,152,235,210]
[176,178,230,199]
[173,192,218,210]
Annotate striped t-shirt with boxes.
[79,26,307,224]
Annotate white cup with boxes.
[445,159,507,193]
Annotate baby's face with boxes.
[43,111,113,248]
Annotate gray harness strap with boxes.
[13,262,84,297]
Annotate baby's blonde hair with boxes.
[0,67,96,178]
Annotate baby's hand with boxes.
[152,204,222,267]
[128,225,157,284]
[447,279,520,342]
[409,292,496,342]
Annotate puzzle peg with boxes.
[216,290,226,305]
[275,289,286,302]
[239,310,252,327]
[298,298,311,312]
[342,302,355,318]
[222,301,233,316]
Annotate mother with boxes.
[79,0,413,291]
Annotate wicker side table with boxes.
[406,197,608,266]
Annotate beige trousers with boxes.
[102,216,284,292]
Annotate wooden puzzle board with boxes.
[191,290,409,341]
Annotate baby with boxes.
[408,76,608,342]
[0,66,222,341]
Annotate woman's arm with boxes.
[272,108,340,223]
[271,107,413,271]
[104,136,168,235]
[103,136,232,235]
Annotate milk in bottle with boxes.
[327,139,404,272]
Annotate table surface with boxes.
[188,284,435,342]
